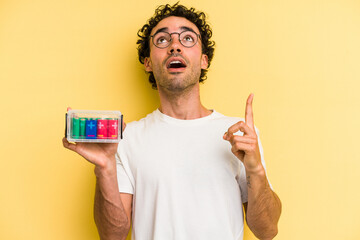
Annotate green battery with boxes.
[72,117,80,139]
[79,118,86,138]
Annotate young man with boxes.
[63,3,281,240]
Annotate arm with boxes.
[94,161,132,240]
[243,168,281,239]
[63,112,131,240]
[224,94,281,239]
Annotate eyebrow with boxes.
[153,27,168,35]
[152,26,198,35]
[180,26,197,33]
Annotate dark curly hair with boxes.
[137,3,215,89]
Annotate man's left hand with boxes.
[223,93,263,173]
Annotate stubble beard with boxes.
[154,66,201,95]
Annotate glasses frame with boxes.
[150,30,201,49]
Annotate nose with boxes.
[168,34,182,54]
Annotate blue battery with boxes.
[86,119,97,139]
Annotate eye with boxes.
[156,37,169,44]
[183,35,194,42]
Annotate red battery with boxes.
[108,118,118,139]
[97,119,108,139]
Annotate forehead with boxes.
[151,16,200,35]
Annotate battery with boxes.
[79,118,86,139]
[86,119,97,139]
[97,119,108,139]
[66,110,122,143]
[108,118,118,139]
[72,117,80,139]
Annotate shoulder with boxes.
[122,110,161,139]
[212,110,260,134]
[211,110,245,125]
[125,110,157,129]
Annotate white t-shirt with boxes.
[116,109,268,240]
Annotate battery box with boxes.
[65,110,123,143]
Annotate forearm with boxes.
[246,167,282,240]
[94,161,130,240]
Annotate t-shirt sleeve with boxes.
[238,127,272,203]
[238,165,248,203]
[116,146,134,194]
[257,128,273,190]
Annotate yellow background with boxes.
[1,0,359,239]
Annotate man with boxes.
[63,3,281,240]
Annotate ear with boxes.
[201,54,208,69]
[144,57,153,72]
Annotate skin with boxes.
[63,108,131,240]
[223,94,282,239]
[144,16,210,119]
[63,16,281,240]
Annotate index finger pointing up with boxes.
[245,93,255,129]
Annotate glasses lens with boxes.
[179,31,198,47]
[153,32,171,48]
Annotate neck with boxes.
[157,83,211,120]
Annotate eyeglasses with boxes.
[150,30,201,49]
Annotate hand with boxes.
[62,107,126,170]
[223,94,263,173]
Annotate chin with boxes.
[165,81,197,93]
[156,72,200,92]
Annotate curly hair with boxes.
[137,3,215,89]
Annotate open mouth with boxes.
[167,58,187,70]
